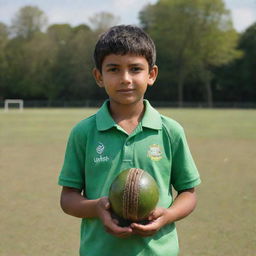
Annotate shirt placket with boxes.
[122,137,134,169]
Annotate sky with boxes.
[0,0,255,32]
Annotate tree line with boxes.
[0,0,255,107]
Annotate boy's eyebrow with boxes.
[129,63,145,66]
[105,63,119,67]
[105,63,145,67]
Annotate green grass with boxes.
[0,108,255,256]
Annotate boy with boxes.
[58,25,201,256]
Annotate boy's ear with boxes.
[148,65,158,87]
[93,68,104,88]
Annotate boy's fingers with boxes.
[131,221,160,237]
[149,208,165,220]
[99,197,133,237]
[131,222,151,231]
[112,218,119,225]
[105,222,133,237]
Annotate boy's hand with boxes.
[131,188,197,237]
[96,197,133,238]
[130,207,170,237]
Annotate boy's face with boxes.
[93,54,158,106]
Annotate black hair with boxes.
[93,25,156,72]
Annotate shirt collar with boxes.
[96,100,116,131]
[141,100,162,130]
[96,99,162,131]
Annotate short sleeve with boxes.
[58,126,86,190]
[171,127,201,191]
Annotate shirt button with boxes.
[126,141,131,146]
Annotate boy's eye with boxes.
[108,67,119,72]
[131,67,143,73]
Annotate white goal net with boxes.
[4,99,24,112]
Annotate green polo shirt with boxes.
[58,100,201,256]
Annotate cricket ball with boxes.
[109,168,159,222]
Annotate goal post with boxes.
[4,99,24,112]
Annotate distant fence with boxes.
[0,100,255,109]
[0,100,104,108]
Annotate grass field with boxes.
[0,107,255,256]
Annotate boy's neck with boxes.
[109,100,145,134]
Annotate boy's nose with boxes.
[120,71,132,85]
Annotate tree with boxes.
[140,0,241,106]
[215,22,256,103]
[89,12,120,33]
[22,32,58,100]
[44,24,75,101]
[236,23,256,101]
[0,23,8,47]
[11,5,48,39]
[67,25,97,100]
[3,37,28,99]
[1,6,49,101]
[0,22,9,99]
[191,1,242,106]
[46,24,98,101]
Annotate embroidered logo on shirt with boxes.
[94,142,109,163]
[147,144,162,161]
[96,142,105,154]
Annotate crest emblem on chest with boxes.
[147,144,162,161]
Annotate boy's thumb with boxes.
[105,201,110,209]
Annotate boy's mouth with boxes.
[117,88,135,93]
